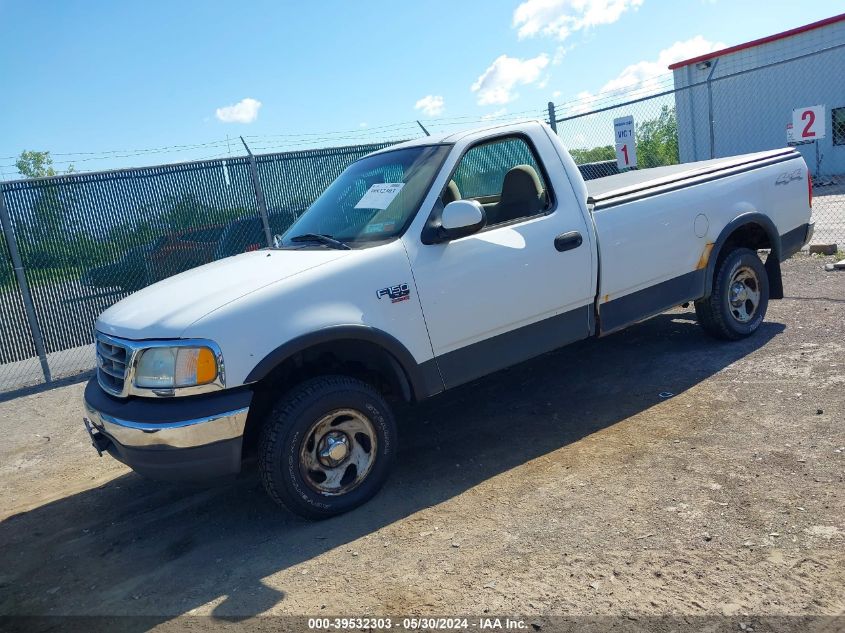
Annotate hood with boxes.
[96,248,350,339]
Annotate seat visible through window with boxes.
[445,135,551,229]
[442,180,461,205]
[490,165,545,225]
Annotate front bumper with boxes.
[82,378,252,481]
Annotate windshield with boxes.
[279,144,451,247]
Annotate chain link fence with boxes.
[0,142,394,393]
[553,43,844,246]
[1,43,843,395]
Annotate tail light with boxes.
[807,170,813,209]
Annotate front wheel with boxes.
[695,247,769,340]
[259,375,397,519]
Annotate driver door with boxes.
[404,132,594,389]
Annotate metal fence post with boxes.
[706,58,720,159]
[547,102,558,133]
[0,186,51,382]
[240,137,274,248]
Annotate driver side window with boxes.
[442,136,552,227]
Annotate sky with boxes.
[0,0,842,176]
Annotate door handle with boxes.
[554,231,583,252]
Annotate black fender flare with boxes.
[705,212,783,300]
[244,325,442,402]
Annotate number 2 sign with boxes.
[792,105,826,141]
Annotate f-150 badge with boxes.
[377,283,410,303]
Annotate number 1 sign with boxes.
[613,115,637,169]
[792,105,825,141]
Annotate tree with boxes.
[569,145,616,164]
[15,150,74,179]
[16,150,56,178]
[636,105,679,168]
[160,193,218,231]
[13,151,77,268]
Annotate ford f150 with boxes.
[83,121,814,518]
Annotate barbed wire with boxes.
[0,72,678,175]
[0,102,555,171]
[7,35,843,175]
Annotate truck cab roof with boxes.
[368,119,549,155]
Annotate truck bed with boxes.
[586,148,800,208]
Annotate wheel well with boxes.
[709,221,783,300]
[717,223,772,267]
[242,339,411,456]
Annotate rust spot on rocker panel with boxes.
[697,243,714,270]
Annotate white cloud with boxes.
[481,108,509,121]
[513,0,643,41]
[566,90,599,115]
[414,95,445,117]
[359,122,368,128]
[604,35,724,93]
[561,36,724,114]
[215,98,262,124]
[552,45,572,65]
[471,53,550,105]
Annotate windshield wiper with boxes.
[288,233,351,250]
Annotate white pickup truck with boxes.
[84,120,814,518]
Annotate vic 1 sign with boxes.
[792,105,825,141]
[614,115,637,169]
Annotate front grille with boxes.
[96,334,129,396]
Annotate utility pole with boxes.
[547,102,558,133]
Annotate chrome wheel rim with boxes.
[299,408,377,496]
[727,266,761,323]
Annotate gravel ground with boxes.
[0,253,842,630]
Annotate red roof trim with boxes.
[668,13,845,70]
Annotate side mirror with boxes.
[439,200,486,241]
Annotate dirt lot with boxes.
[0,253,842,630]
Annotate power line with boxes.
[243,120,421,139]
[50,139,236,157]
[0,105,556,174]
[1,105,551,167]
[552,73,676,114]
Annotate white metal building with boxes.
[671,14,845,176]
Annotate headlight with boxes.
[135,346,218,389]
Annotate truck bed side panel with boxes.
[593,152,809,335]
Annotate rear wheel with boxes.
[695,247,769,340]
[259,375,396,519]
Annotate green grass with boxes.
[0,265,84,291]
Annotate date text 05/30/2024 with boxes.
[308,617,532,630]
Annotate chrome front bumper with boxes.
[82,378,252,481]
[83,402,248,450]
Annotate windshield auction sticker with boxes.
[355,182,405,210]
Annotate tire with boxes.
[258,375,397,519]
[694,247,769,340]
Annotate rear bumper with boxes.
[82,378,252,481]
[781,221,814,260]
